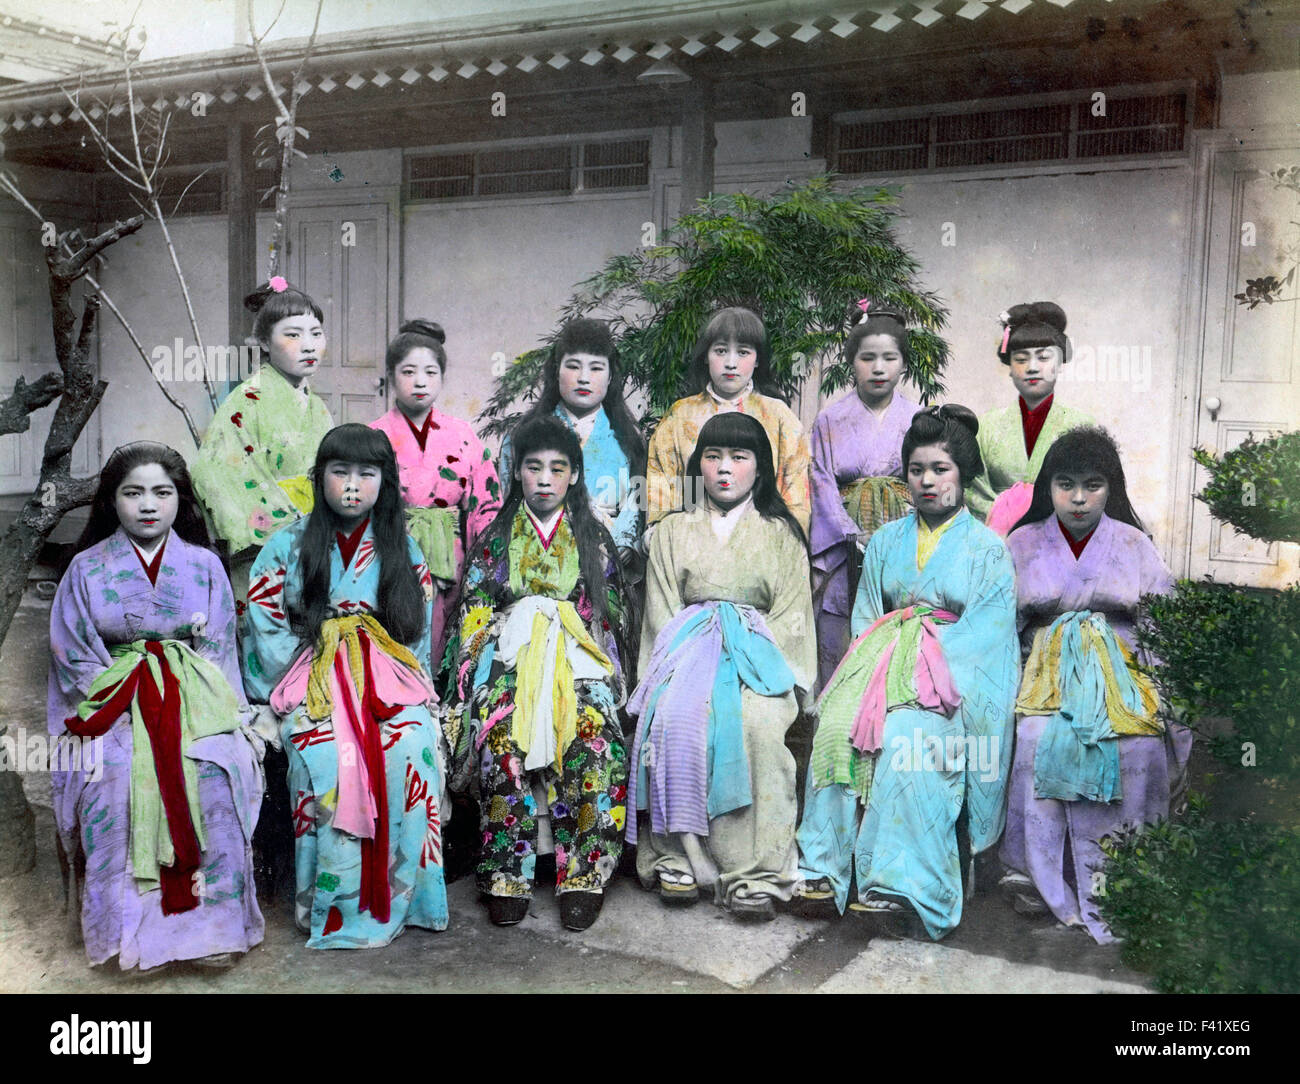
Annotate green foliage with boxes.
[1098,795,1300,993]
[1193,430,1300,544]
[478,175,950,439]
[1139,581,1300,778]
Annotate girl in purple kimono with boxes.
[1000,427,1190,941]
[810,301,921,689]
[48,442,264,972]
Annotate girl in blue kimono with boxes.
[241,424,448,948]
[796,406,1019,938]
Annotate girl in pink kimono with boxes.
[369,320,502,674]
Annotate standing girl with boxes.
[966,302,1094,534]
[48,442,264,971]
[797,406,1019,937]
[630,412,816,922]
[446,415,629,932]
[1000,427,1190,941]
[369,319,502,673]
[646,307,811,535]
[191,279,333,609]
[240,424,448,948]
[810,301,922,689]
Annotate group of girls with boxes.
[45,275,1188,973]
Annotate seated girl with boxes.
[797,406,1019,938]
[966,302,1094,534]
[48,442,264,972]
[446,415,629,932]
[646,306,811,536]
[999,427,1191,941]
[629,412,816,922]
[369,319,502,673]
[240,424,448,948]
[810,300,922,689]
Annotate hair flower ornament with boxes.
[269,276,288,293]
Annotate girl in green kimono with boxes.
[966,302,1094,534]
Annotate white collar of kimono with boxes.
[707,493,753,542]
[707,381,753,409]
[129,531,167,564]
[558,403,600,443]
[525,502,564,541]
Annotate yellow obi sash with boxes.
[276,475,315,515]
[839,476,911,536]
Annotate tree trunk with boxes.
[0,739,35,877]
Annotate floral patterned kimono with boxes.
[47,529,264,969]
[809,391,920,688]
[646,390,812,535]
[241,518,448,948]
[798,509,1019,936]
[446,506,628,901]
[1001,513,1191,942]
[369,406,502,671]
[965,399,1094,532]
[191,364,333,607]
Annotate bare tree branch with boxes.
[0,373,63,435]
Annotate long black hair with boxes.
[244,280,325,350]
[515,318,645,479]
[289,424,426,648]
[681,412,807,550]
[1009,426,1146,535]
[687,306,786,401]
[485,414,628,642]
[386,318,447,375]
[77,442,212,554]
[901,404,983,488]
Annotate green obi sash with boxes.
[405,505,459,582]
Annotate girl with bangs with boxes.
[241,424,448,948]
[646,306,811,536]
[446,415,629,932]
[630,412,816,922]
[1000,427,1190,941]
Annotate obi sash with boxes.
[271,614,437,922]
[65,639,241,914]
[840,475,912,535]
[626,601,795,843]
[404,505,459,583]
[1017,610,1162,803]
[811,605,961,799]
[986,481,1034,537]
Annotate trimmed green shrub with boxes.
[1193,430,1300,545]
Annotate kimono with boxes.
[646,390,812,535]
[629,505,816,905]
[499,405,640,550]
[47,528,264,969]
[966,399,1094,530]
[241,518,448,948]
[809,391,921,688]
[1000,514,1191,942]
[446,506,628,900]
[369,406,502,670]
[191,364,333,605]
[797,509,1019,937]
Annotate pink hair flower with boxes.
[856,298,871,313]
[269,276,288,293]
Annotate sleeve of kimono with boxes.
[646,409,683,526]
[809,413,860,563]
[637,514,684,680]
[47,556,114,733]
[407,535,436,676]
[777,413,812,537]
[191,386,301,554]
[765,526,818,693]
[496,433,514,502]
[199,549,248,708]
[464,439,503,545]
[849,527,890,637]
[239,529,301,704]
[937,533,1019,703]
[611,481,642,550]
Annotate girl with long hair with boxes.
[797,406,1019,938]
[646,306,811,535]
[810,300,922,689]
[966,301,1095,534]
[48,442,264,971]
[191,279,334,611]
[369,319,502,672]
[240,424,448,948]
[629,412,815,922]
[446,415,629,932]
[999,427,1190,941]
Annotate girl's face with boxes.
[907,443,963,522]
[1008,344,1061,406]
[1052,470,1109,538]
[322,459,382,527]
[707,339,758,401]
[517,447,575,518]
[700,445,758,509]
[852,333,905,404]
[264,312,326,387]
[557,352,610,416]
[114,463,179,547]
[392,347,443,416]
